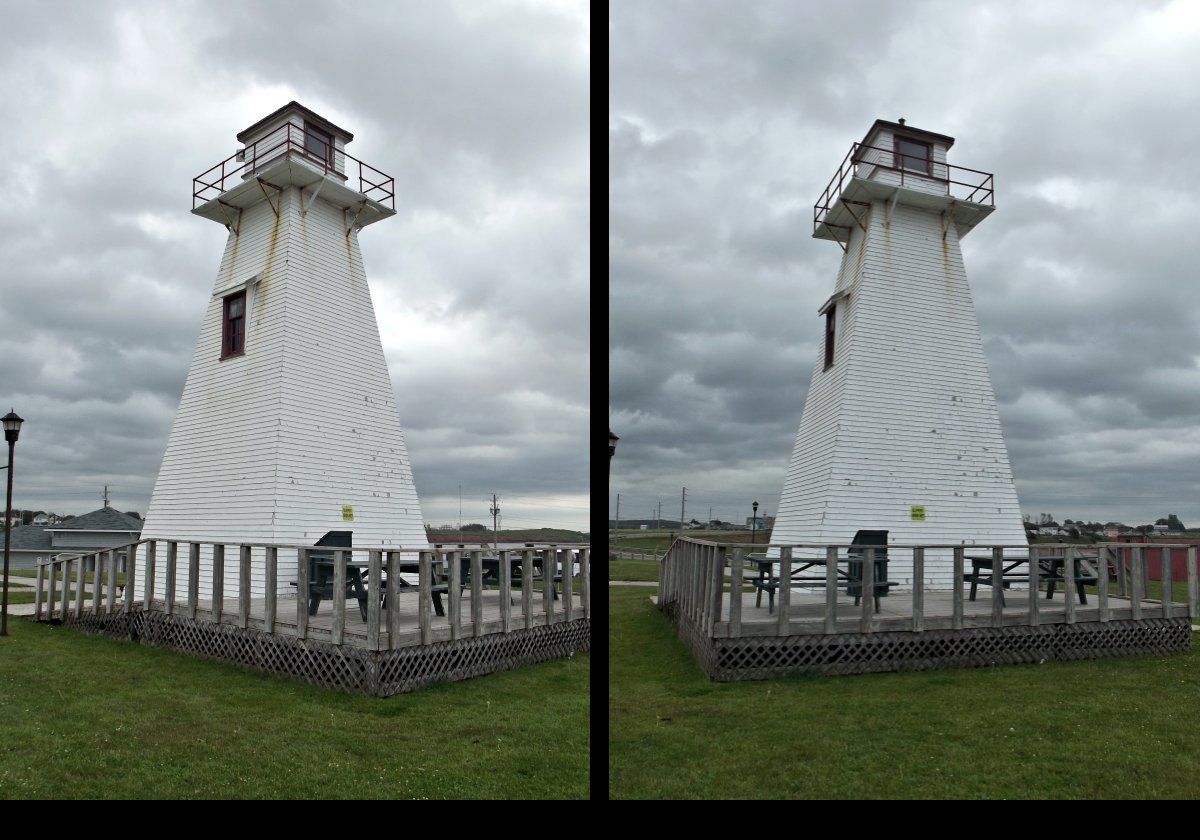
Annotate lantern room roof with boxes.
[237,101,354,144]
[860,119,955,150]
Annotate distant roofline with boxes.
[237,101,354,144]
[861,119,955,150]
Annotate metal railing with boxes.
[813,141,995,238]
[192,122,395,210]
[659,538,1198,639]
[34,538,590,649]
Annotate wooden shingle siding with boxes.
[773,196,1026,586]
[139,183,426,602]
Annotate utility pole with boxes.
[708,506,713,528]
[458,484,462,543]
[489,494,500,551]
[657,499,662,528]
[614,493,621,532]
[680,486,687,531]
[103,484,109,508]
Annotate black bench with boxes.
[845,530,895,612]
[966,554,1099,605]
[299,531,370,621]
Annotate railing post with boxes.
[1064,545,1077,624]
[211,544,225,623]
[239,545,251,629]
[707,546,724,635]
[542,549,554,627]
[777,547,792,636]
[911,547,924,632]
[1160,546,1173,619]
[1096,545,1110,622]
[44,561,55,621]
[1115,544,1128,597]
[563,548,576,623]
[860,547,875,633]
[107,549,118,613]
[952,547,964,629]
[521,549,533,629]
[1188,545,1199,622]
[264,546,277,634]
[125,544,137,614]
[165,542,177,615]
[470,549,484,634]
[186,542,199,620]
[580,547,591,621]
[143,541,156,611]
[331,548,347,645]
[34,562,44,621]
[448,549,462,640]
[1130,546,1144,620]
[729,547,743,637]
[60,558,71,620]
[499,549,512,632]
[296,547,310,640]
[419,550,432,645]
[367,550,382,651]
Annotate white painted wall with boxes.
[771,193,1027,587]
[138,182,427,601]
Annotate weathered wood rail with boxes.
[32,539,591,696]
[657,538,1195,680]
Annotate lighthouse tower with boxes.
[140,103,427,589]
[771,119,1026,583]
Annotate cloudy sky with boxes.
[610,0,1200,528]
[0,0,589,530]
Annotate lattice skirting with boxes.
[659,602,1192,681]
[56,608,590,696]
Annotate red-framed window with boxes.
[894,136,931,175]
[824,307,836,370]
[221,290,246,360]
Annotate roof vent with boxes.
[898,117,906,125]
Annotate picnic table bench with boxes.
[965,553,1100,606]
[745,531,897,614]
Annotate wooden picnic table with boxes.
[743,552,895,614]
[965,553,1100,606]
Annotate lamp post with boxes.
[751,500,759,546]
[1,410,24,637]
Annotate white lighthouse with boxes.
[771,119,1026,583]
[140,102,427,593]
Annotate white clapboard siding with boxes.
[139,176,426,601]
[773,172,1026,587]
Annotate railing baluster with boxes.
[265,546,277,634]
[239,545,251,629]
[187,542,199,620]
[74,555,85,618]
[124,544,137,614]
[825,545,838,633]
[470,549,483,635]
[386,550,400,647]
[448,549,461,641]
[331,548,346,645]
[521,549,533,630]
[1096,545,1110,622]
[143,541,156,611]
[1130,546,1144,620]
[952,547,964,629]
[1161,546,1173,619]
[1064,545,1077,624]
[92,552,104,614]
[912,547,924,632]
[542,548,554,627]
[580,547,590,621]
[1188,546,1198,623]
[61,558,71,620]
[367,550,382,651]
[34,562,44,621]
[418,550,432,645]
[165,542,177,615]
[564,548,576,623]
[211,544,225,623]
[1115,544,1128,597]
[499,549,512,632]
[860,547,875,633]
[107,549,117,613]
[43,561,54,621]
[777,547,792,636]
[729,547,744,637]
[296,547,310,639]
[1029,545,1041,626]
[991,546,1004,627]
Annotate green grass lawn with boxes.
[609,585,1200,799]
[609,559,660,582]
[0,618,589,799]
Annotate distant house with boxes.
[5,506,143,570]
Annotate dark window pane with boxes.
[223,291,246,358]
[305,123,332,162]
[824,308,835,369]
[896,138,931,174]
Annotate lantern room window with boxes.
[304,122,333,166]
[895,137,931,175]
[221,290,246,360]
[824,307,836,370]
